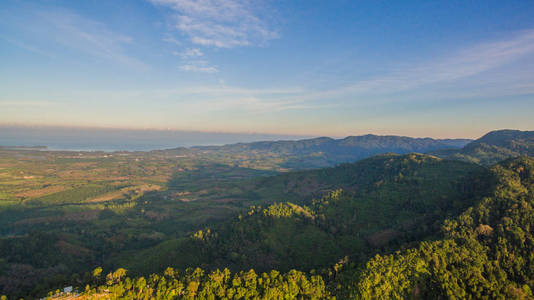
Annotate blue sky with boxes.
[1,0,533,138]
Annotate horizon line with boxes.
[0,122,517,141]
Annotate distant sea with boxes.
[0,126,310,152]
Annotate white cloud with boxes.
[46,84,310,113]
[383,29,534,89]
[0,36,54,58]
[149,0,278,48]
[179,64,218,73]
[175,86,304,96]
[294,29,534,102]
[176,96,333,114]
[1,8,147,69]
[44,10,146,69]
[179,60,218,73]
[173,48,203,58]
[162,35,182,45]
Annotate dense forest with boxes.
[116,154,490,275]
[40,155,534,299]
[432,130,534,165]
[0,130,533,299]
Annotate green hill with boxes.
[353,155,534,299]
[115,154,490,275]
[47,156,534,299]
[433,129,534,165]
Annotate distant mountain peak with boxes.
[433,129,534,165]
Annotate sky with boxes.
[1,0,534,139]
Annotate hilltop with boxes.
[433,129,534,165]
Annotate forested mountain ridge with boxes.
[161,129,532,171]
[433,129,534,165]
[114,154,491,276]
[354,155,534,299]
[192,135,470,154]
[41,156,534,299]
[171,134,471,169]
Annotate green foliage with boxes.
[434,129,534,165]
[93,156,534,299]
[47,156,534,299]
[120,154,489,276]
[354,156,534,299]
[261,202,315,219]
[93,267,103,280]
[62,267,332,300]
[192,229,213,241]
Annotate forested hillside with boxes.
[116,154,490,275]
[176,135,471,169]
[433,129,534,165]
[354,156,534,299]
[39,156,534,299]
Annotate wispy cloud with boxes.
[1,7,148,70]
[0,36,54,58]
[180,97,333,114]
[53,85,304,100]
[179,61,218,73]
[173,48,215,72]
[175,86,304,96]
[296,29,534,102]
[37,10,148,69]
[42,84,309,112]
[180,63,219,73]
[162,34,182,45]
[173,48,203,58]
[149,0,278,48]
[174,89,332,113]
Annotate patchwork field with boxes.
[0,147,288,298]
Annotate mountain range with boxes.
[171,134,471,169]
[171,129,533,169]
